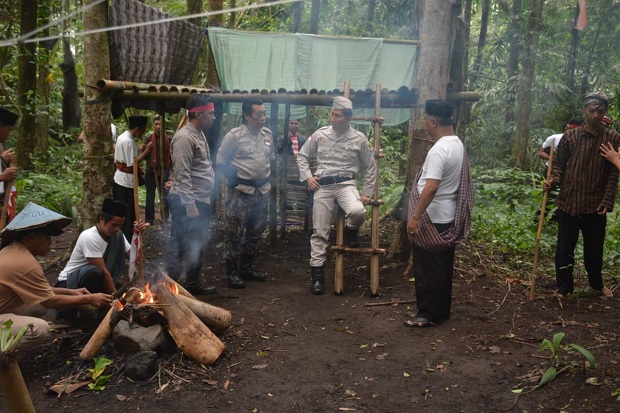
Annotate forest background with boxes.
[0,0,619,287]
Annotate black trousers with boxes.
[165,194,210,285]
[144,168,170,222]
[113,182,135,242]
[555,209,606,295]
[412,222,455,323]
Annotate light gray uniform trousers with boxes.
[310,182,366,267]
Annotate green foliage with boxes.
[87,357,113,391]
[537,332,596,387]
[0,320,30,353]
[612,387,620,401]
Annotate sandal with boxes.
[403,317,438,328]
[600,286,613,299]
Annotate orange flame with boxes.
[170,282,179,294]
[144,282,155,304]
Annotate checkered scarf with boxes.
[408,150,474,253]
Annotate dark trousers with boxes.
[555,209,606,295]
[145,168,170,222]
[165,194,210,285]
[412,222,455,323]
[113,182,135,242]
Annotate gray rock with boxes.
[124,351,158,380]
[113,320,168,354]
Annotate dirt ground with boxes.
[10,219,620,413]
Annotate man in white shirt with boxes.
[113,116,151,240]
[405,100,473,328]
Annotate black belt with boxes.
[230,177,270,188]
[317,175,356,186]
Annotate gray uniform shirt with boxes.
[217,124,275,195]
[298,125,377,197]
[169,122,215,214]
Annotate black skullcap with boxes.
[425,100,454,119]
[128,116,148,130]
[0,106,19,126]
[102,198,128,218]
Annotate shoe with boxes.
[403,316,439,328]
[240,254,267,282]
[227,258,245,289]
[185,283,217,295]
[310,266,324,295]
[344,227,360,247]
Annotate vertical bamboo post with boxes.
[269,102,279,244]
[529,144,554,301]
[334,82,350,295]
[370,84,381,296]
[279,104,291,239]
[157,110,167,231]
[132,156,145,284]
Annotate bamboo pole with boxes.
[369,83,382,296]
[268,102,278,245]
[279,104,291,239]
[157,111,167,231]
[0,360,36,413]
[132,156,145,284]
[529,145,555,301]
[0,161,17,231]
[334,82,350,295]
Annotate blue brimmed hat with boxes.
[0,202,72,239]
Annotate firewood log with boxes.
[79,305,122,360]
[175,294,232,331]
[161,273,196,300]
[154,284,225,365]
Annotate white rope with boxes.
[0,0,304,48]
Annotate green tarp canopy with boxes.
[208,28,417,126]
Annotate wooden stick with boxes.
[370,83,382,296]
[0,160,16,231]
[529,144,555,301]
[157,111,167,231]
[79,305,122,360]
[175,294,232,331]
[364,299,416,307]
[0,360,36,413]
[154,283,225,365]
[334,81,350,295]
[132,156,145,284]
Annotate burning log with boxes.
[175,294,232,331]
[79,304,123,360]
[161,272,196,300]
[154,283,225,365]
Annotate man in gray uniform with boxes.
[165,95,217,295]
[217,98,275,289]
[298,96,377,295]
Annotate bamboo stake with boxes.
[133,156,145,284]
[334,81,350,295]
[156,111,167,231]
[0,161,17,231]
[370,83,382,296]
[529,145,554,301]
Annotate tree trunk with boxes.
[470,0,490,90]
[310,0,320,34]
[35,10,51,167]
[513,0,543,169]
[82,0,113,227]
[504,0,521,126]
[206,0,222,89]
[389,0,455,260]
[228,0,236,28]
[290,0,302,32]
[16,0,38,172]
[456,0,472,139]
[565,5,580,92]
[579,10,605,96]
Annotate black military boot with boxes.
[227,258,245,289]
[310,266,324,295]
[344,227,360,247]
[240,254,267,282]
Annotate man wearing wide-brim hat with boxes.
[0,106,19,207]
[0,203,112,350]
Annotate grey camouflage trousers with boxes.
[223,187,268,259]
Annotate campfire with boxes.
[79,273,230,366]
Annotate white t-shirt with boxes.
[114,130,138,188]
[541,133,563,166]
[417,135,464,224]
[58,226,130,281]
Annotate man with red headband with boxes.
[165,94,217,296]
[543,92,619,299]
